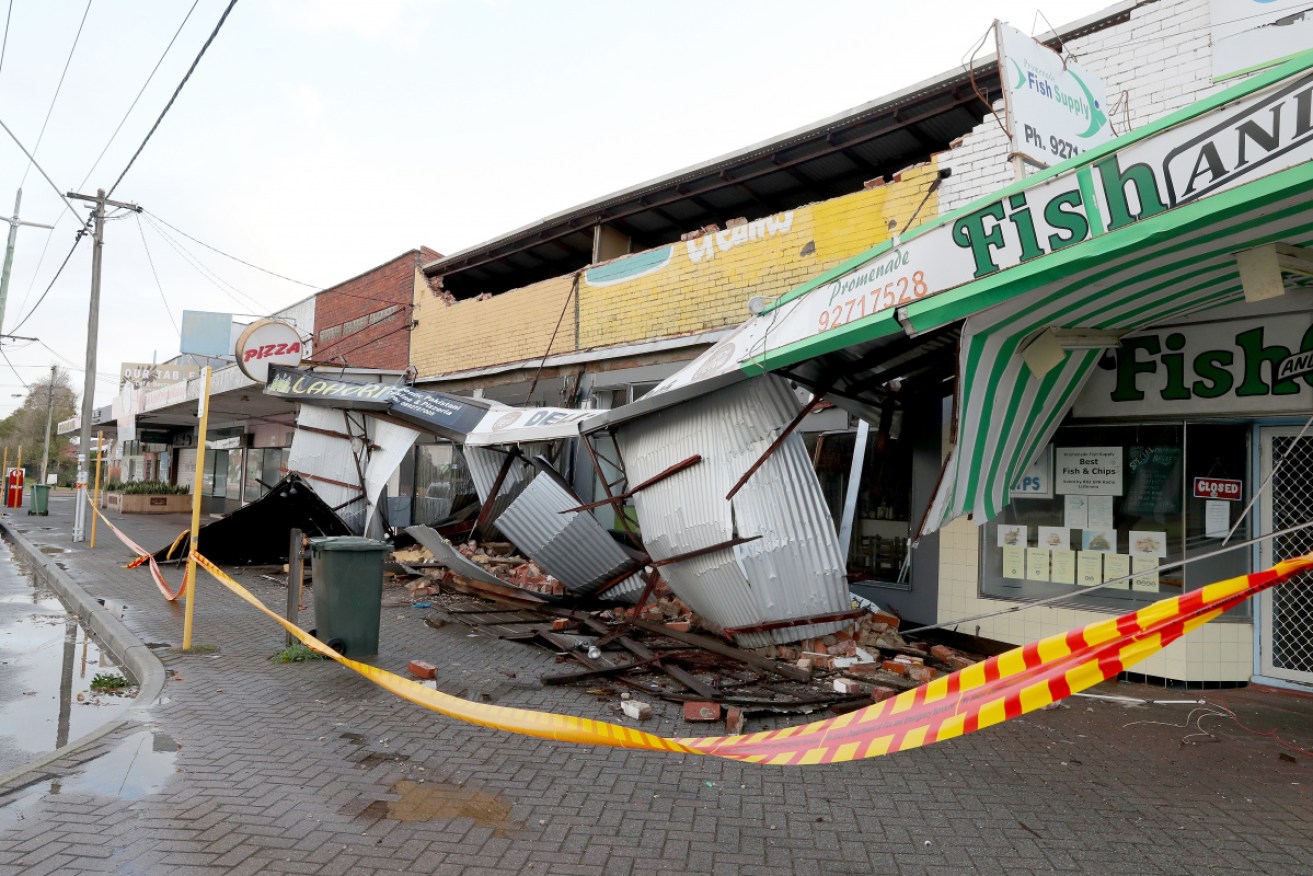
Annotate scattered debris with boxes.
[621,700,653,721]
[407,660,438,680]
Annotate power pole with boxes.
[67,189,141,542]
[40,364,56,486]
[1,190,55,331]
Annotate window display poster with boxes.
[1205,500,1230,538]
[998,525,1028,548]
[1038,526,1070,550]
[1129,530,1168,557]
[1050,549,1076,584]
[1082,529,1117,552]
[1124,445,1183,516]
[1077,551,1103,586]
[1010,445,1054,499]
[1131,556,1160,592]
[1002,546,1026,579]
[1026,548,1050,582]
[1087,495,1115,530]
[1056,447,1123,495]
[1103,552,1131,584]
[1063,494,1088,529]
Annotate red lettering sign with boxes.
[1192,477,1242,501]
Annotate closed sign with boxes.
[1193,477,1242,501]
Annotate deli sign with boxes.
[1193,477,1242,501]
[236,320,304,383]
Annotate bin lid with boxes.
[308,536,390,553]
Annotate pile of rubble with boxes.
[392,539,568,598]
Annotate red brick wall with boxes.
[313,248,440,371]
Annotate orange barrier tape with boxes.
[192,550,1313,764]
[84,493,185,601]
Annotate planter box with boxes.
[109,492,192,514]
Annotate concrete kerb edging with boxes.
[0,518,167,789]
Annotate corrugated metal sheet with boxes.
[615,375,849,647]
[288,405,367,533]
[465,446,643,601]
[405,525,520,589]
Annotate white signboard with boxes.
[1055,447,1123,495]
[997,22,1113,166]
[1073,309,1313,418]
[1212,0,1313,81]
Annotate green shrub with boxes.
[90,672,132,691]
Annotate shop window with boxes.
[980,422,1251,618]
[412,442,477,527]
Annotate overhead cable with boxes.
[135,213,180,335]
[107,0,238,198]
[0,0,11,79]
[19,0,93,187]
[146,209,321,289]
[78,0,201,189]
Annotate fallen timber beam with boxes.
[626,618,812,682]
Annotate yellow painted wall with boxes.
[410,274,577,377]
[578,162,939,349]
[410,161,938,376]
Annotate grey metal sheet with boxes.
[463,445,535,531]
[616,374,850,647]
[405,525,514,589]
[496,474,644,599]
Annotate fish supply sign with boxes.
[997,21,1112,166]
[1055,447,1123,495]
[1193,477,1242,501]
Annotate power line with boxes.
[0,115,85,224]
[145,209,320,289]
[37,340,117,386]
[108,0,238,198]
[139,212,266,313]
[0,0,12,79]
[135,213,179,336]
[0,343,28,389]
[20,0,93,187]
[77,0,201,190]
[7,233,85,335]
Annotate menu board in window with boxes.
[1123,445,1182,516]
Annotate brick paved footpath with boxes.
[0,492,1310,876]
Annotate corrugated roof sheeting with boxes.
[465,446,644,601]
[616,375,850,647]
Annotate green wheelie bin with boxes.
[29,484,50,516]
[308,536,390,656]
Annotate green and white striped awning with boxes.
[726,49,1313,536]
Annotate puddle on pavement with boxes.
[0,536,134,778]
[361,779,518,836]
[37,546,69,555]
[0,729,180,829]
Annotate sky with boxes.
[0,0,1117,417]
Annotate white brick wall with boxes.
[939,0,1224,213]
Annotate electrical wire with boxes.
[0,343,29,389]
[134,214,179,336]
[107,0,239,199]
[19,0,93,188]
[314,317,415,367]
[6,233,85,335]
[78,0,201,190]
[37,340,117,386]
[139,212,267,314]
[0,0,11,80]
[144,210,320,289]
[0,115,85,224]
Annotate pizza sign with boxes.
[1192,477,1242,501]
[236,320,304,383]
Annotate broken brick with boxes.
[907,664,938,683]
[881,660,909,676]
[725,707,745,734]
[550,618,573,632]
[801,651,835,670]
[869,685,898,703]
[664,620,691,633]
[833,678,871,695]
[683,701,722,722]
[407,660,437,680]
[621,700,652,721]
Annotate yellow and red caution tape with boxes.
[182,551,1313,764]
[84,495,187,601]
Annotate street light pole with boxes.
[66,189,140,541]
[40,364,56,486]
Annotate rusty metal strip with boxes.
[474,447,520,535]
[561,454,703,513]
[649,535,761,568]
[722,608,866,638]
[292,470,365,491]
